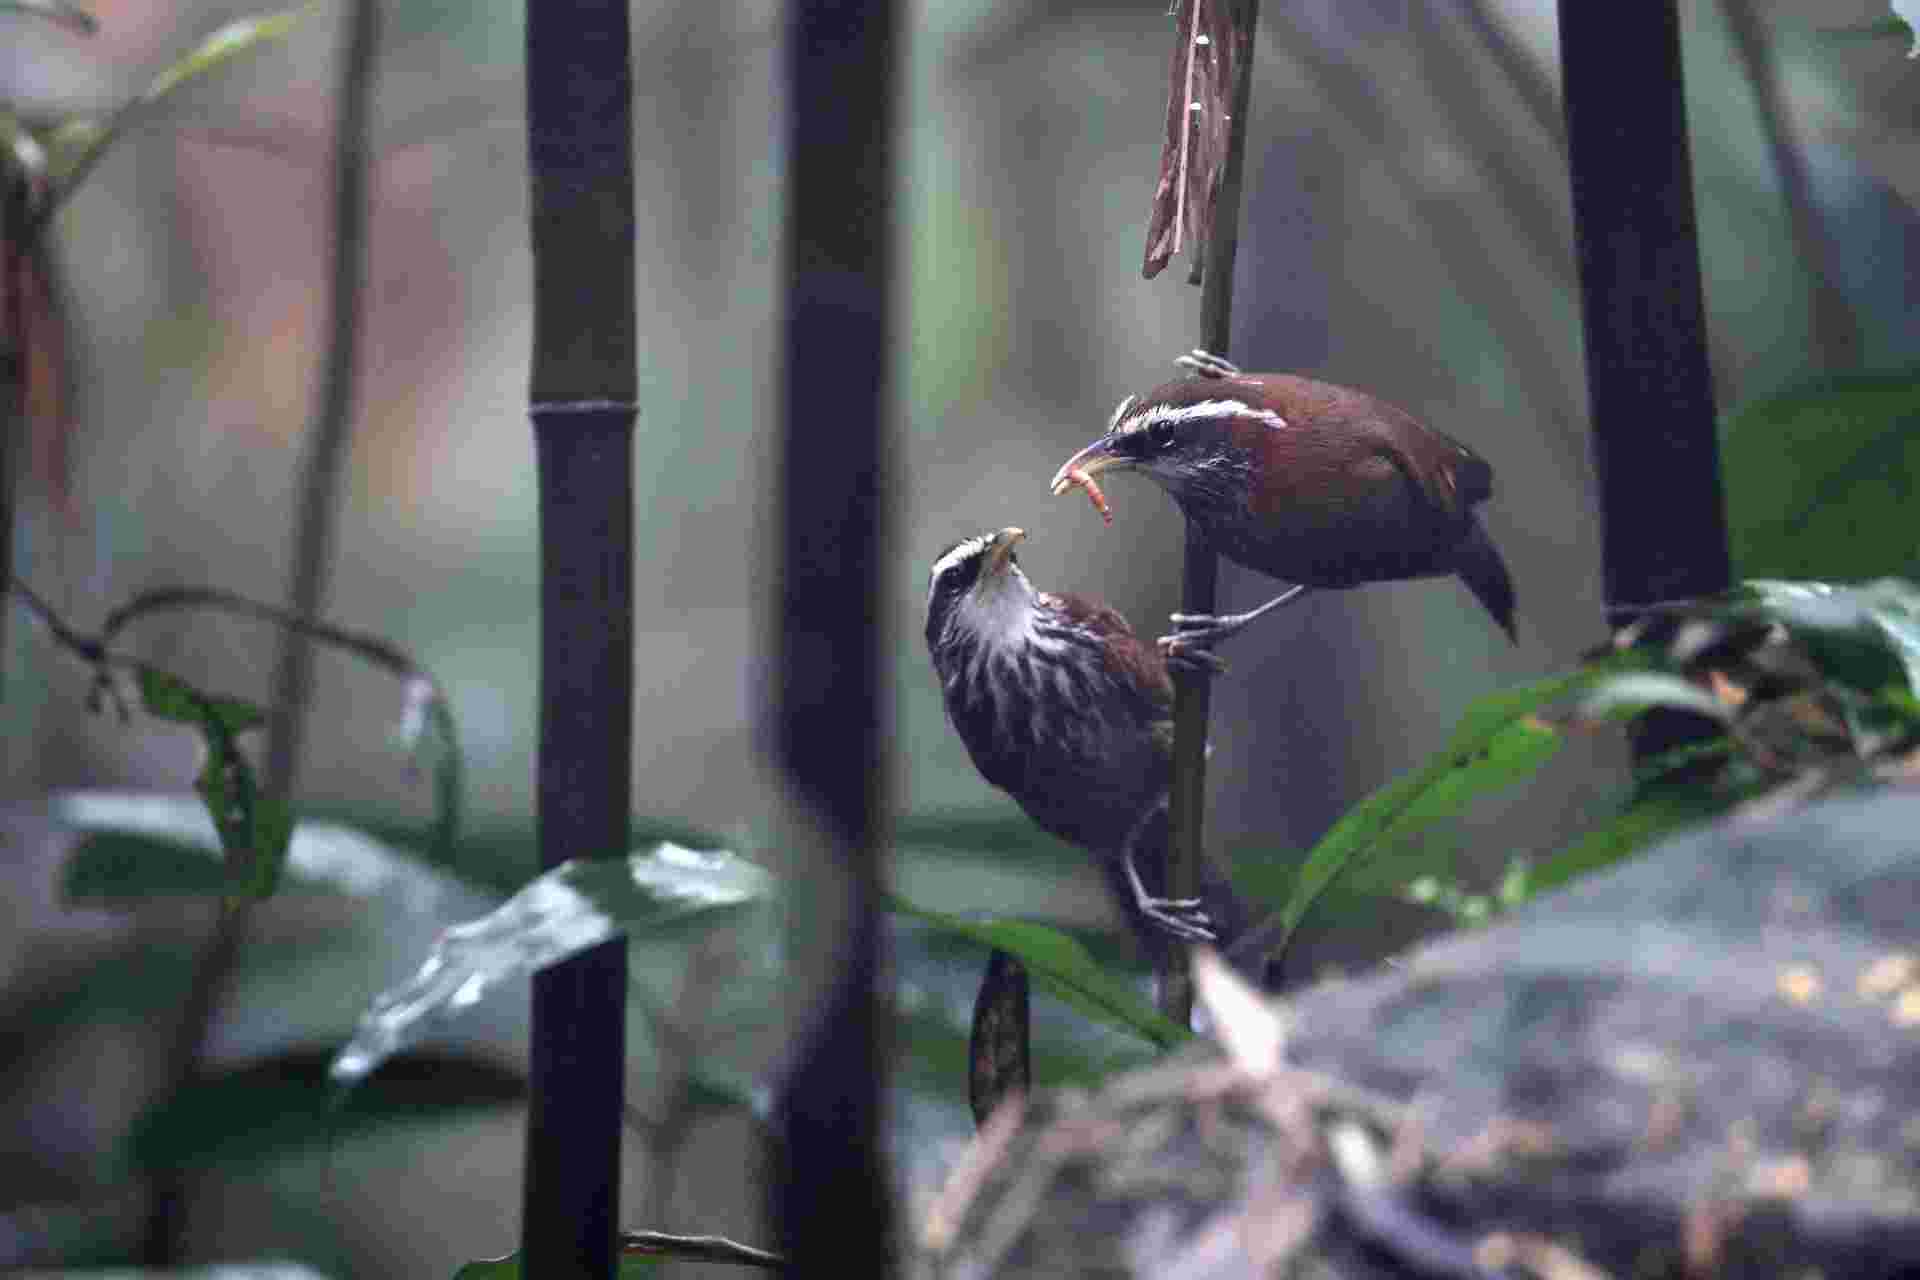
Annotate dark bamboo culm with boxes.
[771,0,899,1273]
[523,1,637,1274]
[1558,1,1730,760]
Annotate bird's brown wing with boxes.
[1253,375,1495,519]
[1321,382,1493,520]
[1047,593,1172,700]
[1046,592,1176,760]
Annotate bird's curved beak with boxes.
[1048,437,1129,496]
[982,527,1026,579]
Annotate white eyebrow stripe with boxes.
[928,535,994,594]
[1116,398,1287,434]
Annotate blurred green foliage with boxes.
[1723,371,1920,581]
[134,667,293,899]
[9,1,1920,1274]
[128,1048,523,1174]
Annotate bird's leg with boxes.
[1162,640,1229,678]
[1120,807,1214,943]
[1158,584,1313,667]
[1176,349,1243,379]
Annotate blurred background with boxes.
[3,0,1918,1273]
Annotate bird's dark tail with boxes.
[1455,516,1518,643]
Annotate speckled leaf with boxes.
[330,845,771,1086]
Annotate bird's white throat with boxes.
[960,566,1040,649]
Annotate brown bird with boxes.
[1050,350,1517,663]
[923,527,1249,956]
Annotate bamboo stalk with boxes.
[770,0,898,1271]
[522,0,637,1273]
[1558,2,1730,756]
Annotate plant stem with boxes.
[1,161,30,699]
[1167,0,1262,1023]
[264,0,376,811]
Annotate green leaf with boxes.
[1888,4,1919,53]
[452,1261,521,1280]
[1274,665,1628,955]
[127,1047,522,1173]
[1722,371,1920,582]
[1529,786,1735,897]
[0,114,49,186]
[3,933,336,1039]
[894,809,1087,869]
[1630,736,1736,788]
[135,667,292,898]
[135,666,265,733]
[424,694,463,866]
[61,819,307,907]
[890,899,1189,1049]
[1578,672,1732,724]
[145,10,306,100]
[680,1059,766,1118]
[1811,17,1913,44]
[41,7,309,217]
[1743,578,1920,694]
[331,844,773,1086]
[199,757,295,898]
[63,830,236,902]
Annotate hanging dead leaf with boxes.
[1142,0,1240,280]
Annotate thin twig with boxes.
[13,575,452,740]
[621,1230,786,1270]
[140,901,249,1262]
[265,0,376,808]
[104,585,435,686]
[1167,0,1262,1023]
[1,164,28,696]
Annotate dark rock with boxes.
[913,790,1920,1278]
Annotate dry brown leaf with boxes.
[1142,0,1240,280]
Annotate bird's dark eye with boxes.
[1149,421,1176,448]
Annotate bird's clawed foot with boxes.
[1141,894,1216,943]
[1158,629,1230,677]
[1124,852,1216,942]
[1176,349,1243,380]
[1160,585,1315,667]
